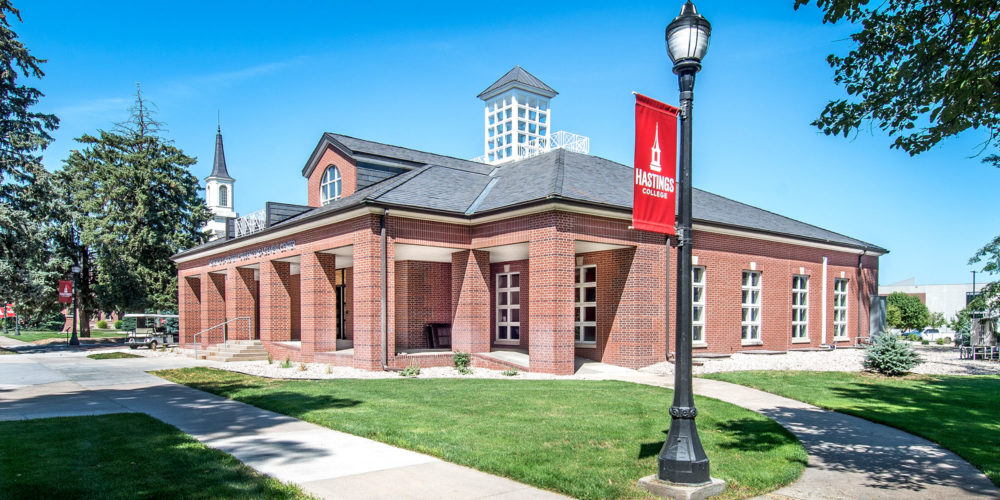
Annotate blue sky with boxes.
[19,0,999,287]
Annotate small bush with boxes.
[281,357,291,369]
[501,369,519,376]
[267,353,274,364]
[864,334,922,376]
[936,338,946,345]
[907,333,922,342]
[299,362,307,371]
[453,351,470,370]
[96,320,108,329]
[400,365,420,377]
[921,339,929,345]
[943,337,952,344]
[113,320,123,330]
[326,364,332,374]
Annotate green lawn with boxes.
[702,371,1000,486]
[0,413,306,499]
[1,329,125,343]
[87,352,142,360]
[157,368,806,499]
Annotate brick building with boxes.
[171,68,886,374]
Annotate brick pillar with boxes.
[179,275,201,347]
[260,260,292,343]
[226,267,257,343]
[451,249,491,354]
[608,242,667,368]
[352,215,395,370]
[528,218,576,375]
[200,272,227,346]
[301,252,338,356]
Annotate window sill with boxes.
[494,340,520,346]
[575,342,597,349]
[692,341,708,348]
[791,338,811,344]
[740,340,764,346]
[833,336,850,342]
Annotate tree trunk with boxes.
[79,251,92,338]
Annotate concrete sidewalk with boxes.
[0,353,565,499]
[587,371,999,499]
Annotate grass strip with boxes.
[87,352,142,360]
[0,413,307,499]
[702,371,1000,486]
[157,367,806,499]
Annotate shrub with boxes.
[400,365,420,377]
[501,369,519,376]
[907,333,921,342]
[299,362,307,371]
[936,338,947,345]
[281,357,291,369]
[864,334,922,376]
[943,337,952,344]
[267,353,274,364]
[326,364,332,374]
[921,339,929,345]
[453,351,470,369]
[113,320,123,330]
[96,320,108,329]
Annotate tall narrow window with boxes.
[692,266,706,344]
[320,166,342,205]
[741,271,761,342]
[218,185,228,207]
[496,272,520,343]
[575,265,597,344]
[834,278,849,338]
[792,275,809,340]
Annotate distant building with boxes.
[203,126,237,240]
[878,278,979,332]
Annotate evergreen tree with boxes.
[57,87,209,329]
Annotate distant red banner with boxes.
[633,93,679,235]
[5,303,13,318]
[58,280,74,304]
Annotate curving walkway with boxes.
[584,370,999,499]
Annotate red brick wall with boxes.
[289,271,301,341]
[351,215,395,369]
[489,260,529,349]
[306,146,358,207]
[300,252,338,356]
[395,261,452,350]
[225,267,257,342]
[200,273,227,346]
[179,276,201,346]
[340,267,354,340]
[260,260,292,343]
[527,213,576,375]
[452,250,491,354]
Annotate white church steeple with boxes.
[204,125,237,240]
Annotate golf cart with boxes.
[124,313,180,350]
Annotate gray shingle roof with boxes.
[176,135,886,259]
[477,66,558,100]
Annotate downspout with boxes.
[380,209,390,370]
[821,256,828,346]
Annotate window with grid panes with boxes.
[741,271,761,341]
[496,272,520,342]
[692,266,706,343]
[834,278,848,337]
[575,265,597,343]
[792,275,808,339]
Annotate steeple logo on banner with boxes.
[650,123,662,173]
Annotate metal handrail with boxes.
[192,316,253,360]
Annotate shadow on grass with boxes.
[715,417,804,455]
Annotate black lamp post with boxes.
[659,0,712,485]
[70,264,81,346]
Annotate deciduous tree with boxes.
[885,291,930,330]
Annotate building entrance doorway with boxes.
[496,272,520,343]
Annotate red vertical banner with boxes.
[5,303,13,318]
[633,93,679,235]
[58,281,74,304]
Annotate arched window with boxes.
[218,185,228,207]
[320,165,342,205]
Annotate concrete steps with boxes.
[192,340,269,362]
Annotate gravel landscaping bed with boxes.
[640,344,1000,377]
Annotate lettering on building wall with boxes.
[208,241,296,267]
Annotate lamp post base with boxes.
[638,476,725,500]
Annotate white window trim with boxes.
[741,270,762,345]
[496,272,520,344]
[575,264,597,345]
[833,278,849,339]
[692,266,707,347]
[792,275,809,342]
[320,165,343,206]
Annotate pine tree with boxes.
[0,1,59,327]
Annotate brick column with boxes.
[301,252,338,356]
[352,215,395,370]
[179,275,201,347]
[528,218,576,375]
[226,267,258,343]
[200,272,227,346]
[260,260,292,343]
[606,242,667,368]
[451,249,491,354]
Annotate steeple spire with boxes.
[209,124,233,180]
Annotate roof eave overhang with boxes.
[301,133,355,179]
[477,81,558,101]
